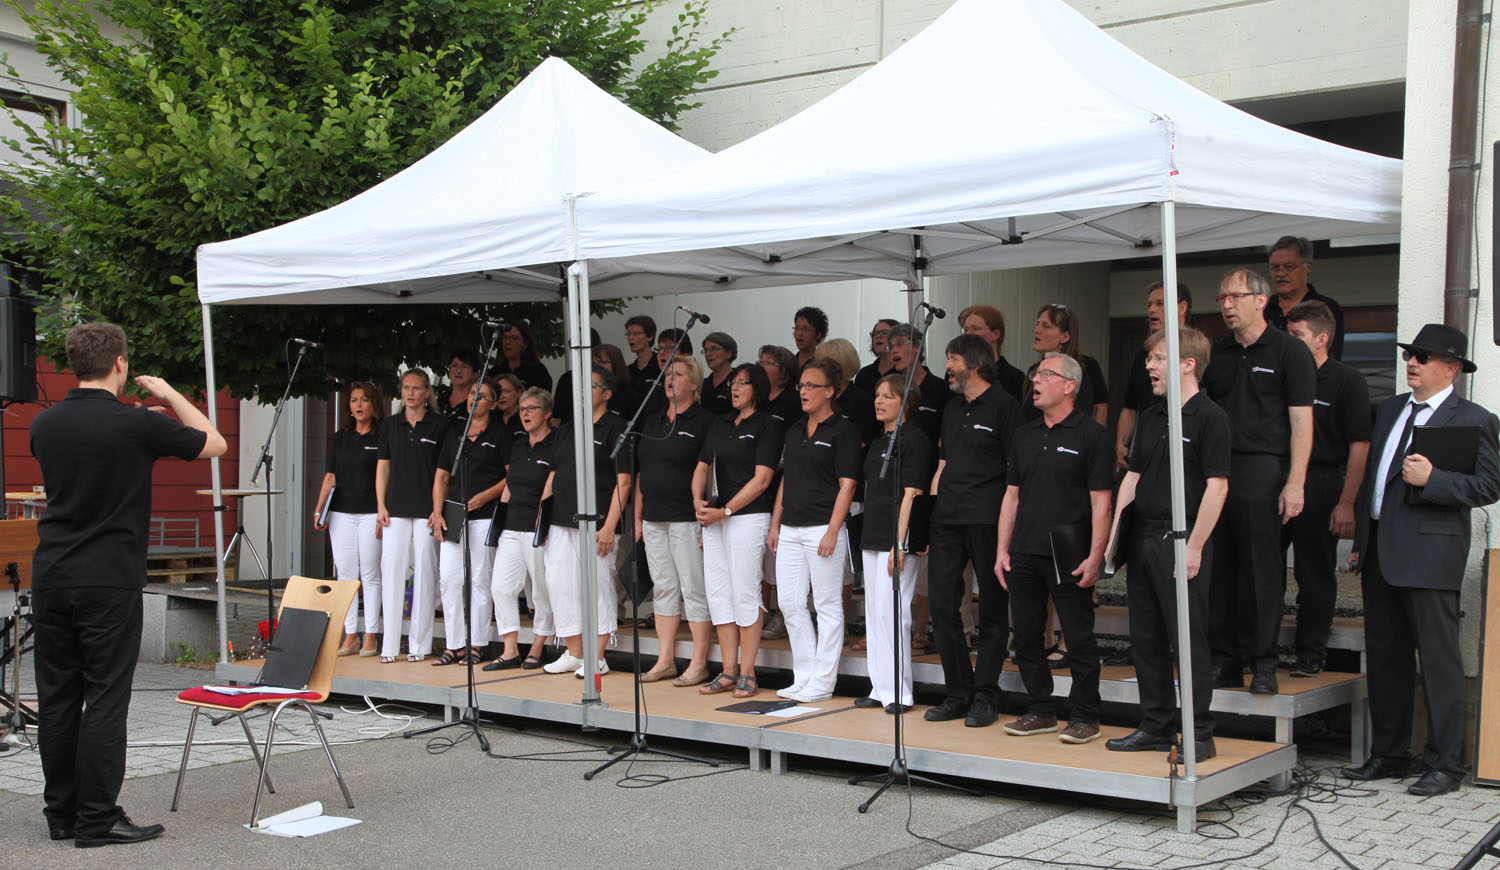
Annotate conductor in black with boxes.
[28,322,227,847]
[923,334,1020,727]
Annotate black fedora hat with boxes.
[1398,323,1478,373]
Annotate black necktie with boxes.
[1387,401,1426,486]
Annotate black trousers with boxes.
[1210,453,1287,673]
[1128,532,1214,740]
[1284,464,1343,665]
[927,522,1007,707]
[33,586,143,835]
[1362,522,1466,775]
[1008,552,1100,722]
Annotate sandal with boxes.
[460,647,483,665]
[733,674,758,698]
[699,673,739,695]
[1046,645,1068,669]
[407,653,426,663]
[432,649,463,666]
[379,655,397,664]
[635,615,656,630]
[850,638,867,651]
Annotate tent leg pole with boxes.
[201,304,230,667]
[567,262,601,706]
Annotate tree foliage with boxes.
[0,0,729,400]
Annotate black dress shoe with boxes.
[884,702,912,715]
[1339,756,1412,781]
[1103,646,1133,667]
[75,815,164,848]
[964,698,999,728]
[1212,666,1243,689]
[1249,669,1278,695]
[853,696,883,708]
[1407,769,1462,796]
[923,699,969,722]
[1175,737,1216,761]
[482,654,522,672]
[1105,729,1172,752]
[48,822,74,841]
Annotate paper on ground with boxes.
[247,802,360,837]
[763,705,820,718]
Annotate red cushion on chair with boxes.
[177,686,322,709]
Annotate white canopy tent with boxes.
[195,0,1403,790]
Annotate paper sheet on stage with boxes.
[247,802,360,837]
[763,705,821,717]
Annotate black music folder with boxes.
[485,502,507,547]
[902,494,936,553]
[441,499,466,543]
[1407,424,1483,505]
[257,607,329,690]
[1103,503,1135,578]
[532,497,553,547]
[844,512,863,574]
[1048,522,1092,586]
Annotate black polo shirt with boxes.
[30,388,207,590]
[1127,392,1232,521]
[834,382,877,448]
[550,370,577,425]
[1021,354,1108,421]
[637,403,713,523]
[900,367,951,446]
[551,412,629,530]
[702,371,734,418]
[501,412,525,444]
[862,425,933,552]
[1006,408,1114,556]
[630,356,662,387]
[1309,357,1372,468]
[327,427,380,513]
[1201,325,1316,456]
[853,360,892,396]
[378,411,450,518]
[780,414,862,527]
[497,359,553,392]
[1266,283,1346,360]
[503,428,557,532]
[439,388,476,420]
[698,410,783,515]
[933,383,1021,526]
[994,355,1027,404]
[1120,346,1160,414]
[766,388,802,426]
[436,418,511,519]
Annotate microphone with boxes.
[291,338,325,350]
[483,320,511,330]
[676,305,711,324]
[918,302,947,319]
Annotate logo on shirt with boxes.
[814,440,833,448]
[419,437,438,445]
[1251,366,1276,375]
[918,405,936,413]
[363,445,378,451]
[535,459,550,467]
[1056,446,1079,455]
[737,433,757,441]
[677,431,698,439]
[480,441,498,448]
[1182,436,1193,443]
[972,424,993,432]
[1313,399,1332,407]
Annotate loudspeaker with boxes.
[0,294,36,402]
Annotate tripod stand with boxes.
[406,323,505,752]
[1,562,37,750]
[587,315,716,780]
[850,303,977,811]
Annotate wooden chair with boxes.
[169,576,358,825]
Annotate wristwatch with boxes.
[723,505,734,517]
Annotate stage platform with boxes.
[215,651,1298,833]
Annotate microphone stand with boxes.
[587,316,716,780]
[851,305,977,811]
[406,323,505,752]
[249,341,314,646]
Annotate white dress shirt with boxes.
[1372,384,1453,518]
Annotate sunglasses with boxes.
[1403,349,1453,366]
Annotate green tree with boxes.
[1,0,729,399]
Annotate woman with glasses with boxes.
[856,374,933,713]
[1025,303,1109,426]
[496,322,553,392]
[693,363,780,697]
[314,381,385,657]
[769,359,861,703]
[959,305,1026,402]
[485,387,558,670]
[700,332,738,417]
[635,357,715,685]
[429,381,510,666]
[542,366,631,676]
[854,319,900,395]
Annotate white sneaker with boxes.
[788,689,833,703]
[575,659,609,679]
[543,652,584,674]
[762,611,787,639]
[775,683,805,699]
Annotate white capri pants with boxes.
[438,518,496,649]
[862,549,918,706]
[702,513,770,627]
[644,521,708,622]
[329,511,381,634]
[544,526,619,638]
[380,516,438,658]
[775,524,848,696]
[492,528,552,637]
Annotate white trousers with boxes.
[437,518,496,649]
[329,511,381,634]
[492,528,551,636]
[702,513,769,627]
[644,521,708,622]
[862,549,918,706]
[775,524,847,695]
[544,527,619,638]
[380,517,438,658]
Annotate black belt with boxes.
[1134,516,1193,539]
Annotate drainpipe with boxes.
[1444,0,1484,364]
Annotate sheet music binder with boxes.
[1048,522,1091,586]
[316,487,334,527]
[257,607,330,690]
[485,502,507,547]
[441,499,466,543]
[533,497,553,547]
[1407,424,1482,504]
[1103,503,1135,577]
[902,494,936,553]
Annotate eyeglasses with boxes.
[702,343,724,354]
[796,382,833,392]
[869,329,890,338]
[1402,349,1452,366]
[1214,291,1256,303]
[518,405,545,413]
[1033,369,1075,383]
[590,382,606,391]
[887,338,912,348]
[731,379,753,388]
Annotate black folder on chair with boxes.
[256,607,329,690]
[1406,425,1482,504]
[902,494,936,553]
[1049,522,1092,586]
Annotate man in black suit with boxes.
[1341,323,1500,797]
